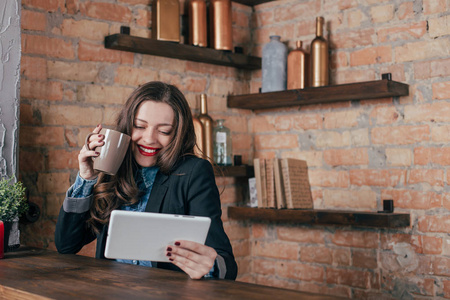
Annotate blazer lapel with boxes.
[145,171,169,213]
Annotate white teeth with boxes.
[139,146,156,154]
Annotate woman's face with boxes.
[131,100,175,168]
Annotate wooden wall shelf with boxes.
[228,206,410,228]
[215,165,254,177]
[227,79,409,110]
[105,34,261,70]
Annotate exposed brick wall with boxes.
[19,0,450,298]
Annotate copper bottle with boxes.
[287,41,310,89]
[197,94,214,162]
[193,116,205,157]
[310,17,329,87]
[152,0,180,42]
[209,0,233,51]
[188,0,207,47]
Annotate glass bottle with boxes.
[193,116,205,158]
[197,94,214,162]
[213,119,232,166]
[311,16,329,87]
[262,35,287,93]
[287,41,310,89]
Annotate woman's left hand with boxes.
[166,240,217,279]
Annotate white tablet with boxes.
[104,210,211,262]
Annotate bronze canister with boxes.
[209,0,233,51]
[310,16,329,87]
[193,116,205,157]
[188,0,207,47]
[152,0,180,42]
[287,41,310,89]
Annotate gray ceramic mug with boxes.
[85,129,131,175]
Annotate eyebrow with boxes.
[134,118,173,127]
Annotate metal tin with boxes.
[188,0,207,47]
[198,94,214,162]
[152,0,180,42]
[209,0,232,51]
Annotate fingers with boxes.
[78,125,103,180]
[166,241,217,280]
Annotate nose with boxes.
[142,127,156,144]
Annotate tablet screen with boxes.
[104,210,211,262]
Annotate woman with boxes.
[55,81,237,280]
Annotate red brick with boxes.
[37,172,70,194]
[22,0,65,12]
[21,56,48,80]
[274,1,319,22]
[352,249,377,269]
[414,58,450,80]
[114,66,159,86]
[20,126,65,147]
[19,149,45,172]
[324,110,360,129]
[380,233,423,253]
[21,10,47,31]
[432,125,450,143]
[22,34,74,59]
[332,230,379,249]
[408,169,444,186]
[371,125,429,145]
[433,81,450,100]
[423,0,447,14]
[324,148,369,166]
[333,69,376,85]
[369,105,401,125]
[20,103,40,125]
[418,215,450,233]
[231,133,252,151]
[254,134,298,150]
[422,236,442,254]
[273,114,322,131]
[331,29,375,49]
[252,224,269,239]
[276,261,324,282]
[78,41,134,64]
[253,241,299,260]
[326,268,371,288]
[350,46,392,66]
[333,248,351,266]
[395,39,450,63]
[350,169,405,187]
[405,102,450,123]
[309,170,349,188]
[277,226,326,244]
[381,189,442,210]
[414,147,450,166]
[47,149,79,170]
[444,280,450,298]
[81,2,132,22]
[377,21,427,43]
[301,246,332,264]
[253,258,276,275]
[433,257,450,276]
[20,79,63,101]
[397,2,415,20]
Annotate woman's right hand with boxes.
[78,124,104,180]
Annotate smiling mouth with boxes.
[137,145,160,157]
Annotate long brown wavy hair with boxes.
[87,82,196,233]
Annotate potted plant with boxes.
[0,176,28,252]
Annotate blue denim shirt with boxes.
[70,168,217,277]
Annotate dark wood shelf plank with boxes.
[228,206,410,228]
[227,79,409,110]
[105,34,261,70]
[215,165,254,177]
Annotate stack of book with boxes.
[252,158,313,209]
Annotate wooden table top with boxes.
[0,248,345,300]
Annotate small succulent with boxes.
[0,176,28,222]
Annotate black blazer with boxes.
[55,155,237,280]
